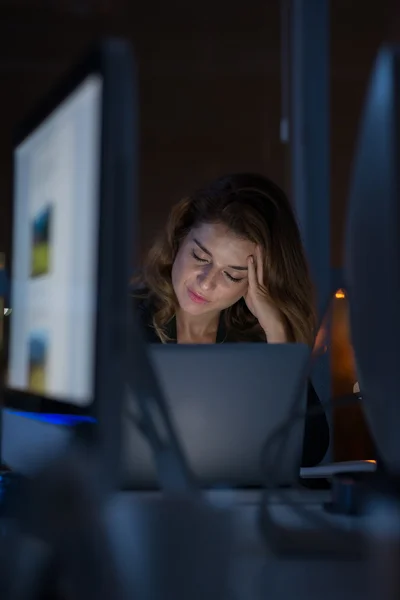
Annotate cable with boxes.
[125,308,199,494]
[260,394,363,487]
[257,285,371,558]
[258,388,371,558]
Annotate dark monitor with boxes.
[345,45,400,474]
[2,39,137,474]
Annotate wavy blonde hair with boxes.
[135,173,317,345]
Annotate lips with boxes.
[187,287,209,304]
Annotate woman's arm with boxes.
[301,381,330,467]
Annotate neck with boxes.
[176,308,220,343]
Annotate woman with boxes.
[133,173,329,467]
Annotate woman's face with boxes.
[172,222,256,315]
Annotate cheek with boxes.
[218,281,247,306]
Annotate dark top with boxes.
[133,294,330,468]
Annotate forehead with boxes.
[188,223,255,265]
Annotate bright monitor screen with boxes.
[7,75,102,407]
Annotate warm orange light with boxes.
[335,289,345,299]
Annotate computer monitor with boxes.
[2,39,137,474]
[345,45,400,474]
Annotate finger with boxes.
[247,255,258,290]
[255,245,264,286]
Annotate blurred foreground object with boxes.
[346,45,400,475]
[0,439,125,600]
[345,44,400,596]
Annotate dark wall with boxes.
[1,1,397,262]
[0,1,284,260]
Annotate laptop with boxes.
[120,343,310,489]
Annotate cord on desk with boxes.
[258,391,369,559]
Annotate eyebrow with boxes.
[193,238,248,271]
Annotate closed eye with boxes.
[225,272,243,283]
[192,250,208,263]
[192,249,243,282]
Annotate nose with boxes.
[197,265,217,291]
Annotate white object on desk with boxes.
[300,460,377,479]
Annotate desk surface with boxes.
[0,487,390,600]
[104,489,380,600]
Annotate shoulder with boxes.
[222,302,266,343]
[130,288,160,342]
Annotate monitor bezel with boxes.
[3,40,136,422]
